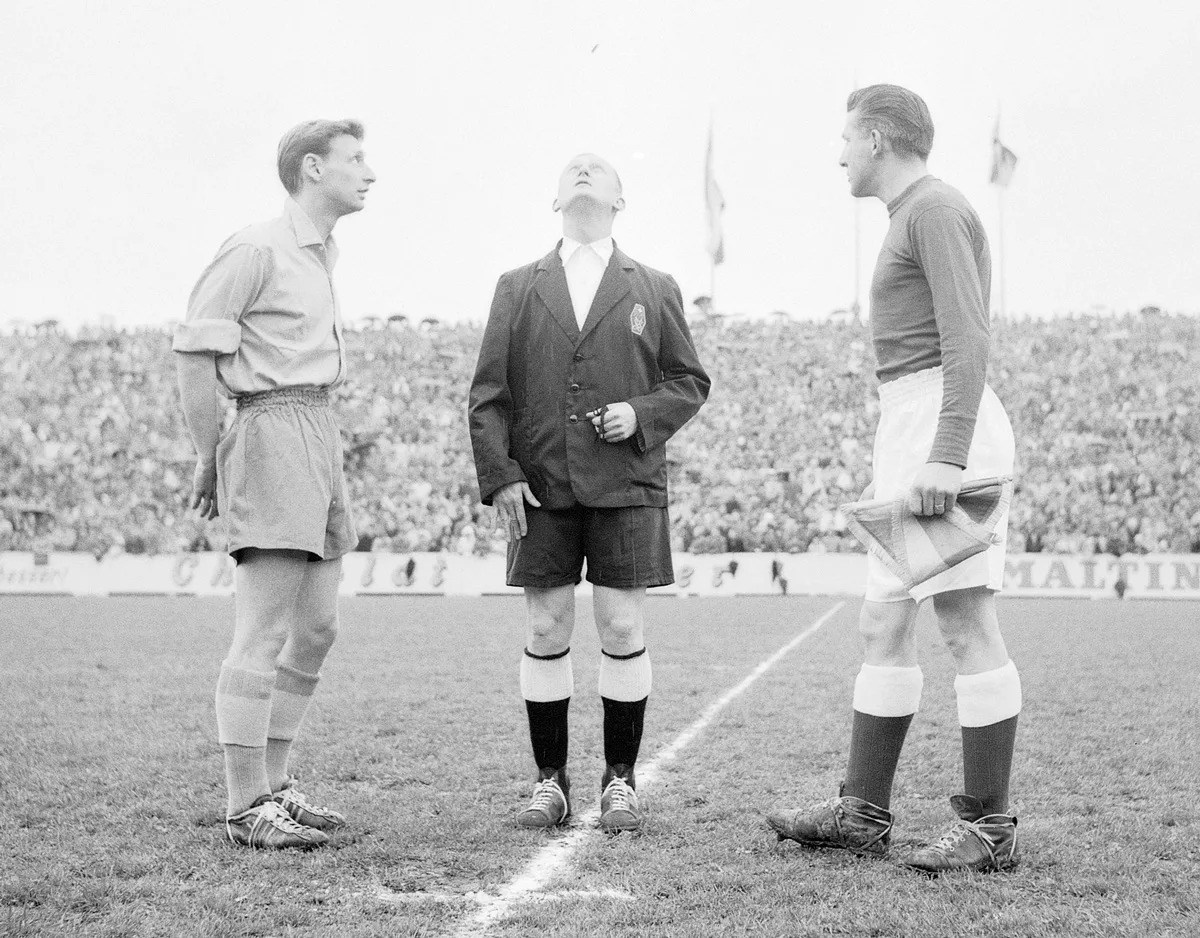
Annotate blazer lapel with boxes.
[533,244,580,341]
[579,243,633,342]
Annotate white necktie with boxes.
[565,245,606,329]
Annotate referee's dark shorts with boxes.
[506,504,673,589]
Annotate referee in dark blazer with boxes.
[469,153,709,832]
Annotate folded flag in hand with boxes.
[839,477,1014,591]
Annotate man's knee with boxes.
[932,587,999,653]
[296,610,339,655]
[596,609,644,653]
[525,587,575,652]
[226,620,289,671]
[857,600,912,644]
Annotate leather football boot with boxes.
[766,785,893,857]
[904,794,1018,874]
[599,764,643,833]
[517,767,571,829]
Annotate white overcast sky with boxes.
[2,0,1197,329]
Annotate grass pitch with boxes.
[1,595,1197,937]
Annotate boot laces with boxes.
[260,801,312,835]
[286,786,334,815]
[529,778,563,812]
[930,822,974,853]
[604,777,633,811]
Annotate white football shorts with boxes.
[866,365,1016,604]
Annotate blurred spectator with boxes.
[3,311,1198,556]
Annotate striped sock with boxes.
[599,648,652,773]
[266,664,320,793]
[215,663,275,816]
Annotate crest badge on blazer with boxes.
[630,303,646,336]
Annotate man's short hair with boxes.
[847,85,934,161]
[277,119,365,195]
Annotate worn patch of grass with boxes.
[2,596,1197,937]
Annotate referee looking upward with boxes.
[468,153,710,833]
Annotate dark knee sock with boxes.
[520,647,573,774]
[842,664,923,809]
[525,698,570,772]
[601,696,647,771]
[598,647,652,776]
[962,715,1019,815]
[843,711,913,809]
[955,661,1022,815]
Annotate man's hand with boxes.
[190,459,219,520]
[907,462,963,516]
[493,481,542,539]
[586,402,638,443]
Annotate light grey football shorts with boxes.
[216,386,357,562]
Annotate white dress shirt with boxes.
[559,236,613,328]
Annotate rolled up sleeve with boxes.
[172,242,264,355]
[172,319,242,354]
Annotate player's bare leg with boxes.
[219,549,327,848]
[266,556,346,831]
[769,599,917,854]
[517,584,576,828]
[906,586,1020,873]
[593,585,650,832]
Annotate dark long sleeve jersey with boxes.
[870,175,991,467]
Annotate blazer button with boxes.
[569,414,578,423]
[573,353,583,362]
[570,383,580,392]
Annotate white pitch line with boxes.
[376,887,634,905]
[448,600,846,938]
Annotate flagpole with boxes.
[710,258,716,315]
[998,186,1007,321]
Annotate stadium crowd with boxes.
[3,310,1198,557]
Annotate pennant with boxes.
[990,118,1018,187]
[840,477,1014,590]
[705,122,725,265]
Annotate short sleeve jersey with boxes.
[869,175,992,467]
[172,199,345,398]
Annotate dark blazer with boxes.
[468,242,710,510]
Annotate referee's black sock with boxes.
[524,698,570,773]
[598,646,653,787]
[601,696,647,779]
[520,646,574,774]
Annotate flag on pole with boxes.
[705,122,725,265]
[990,118,1018,187]
[839,477,1014,590]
